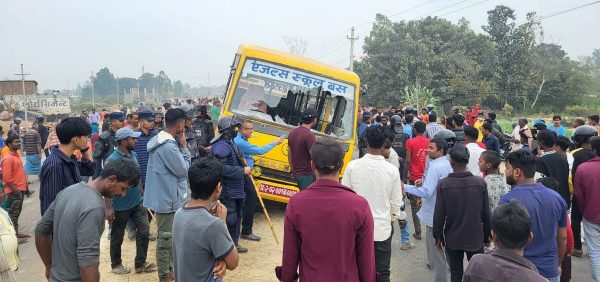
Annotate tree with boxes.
[173,80,184,97]
[94,67,116,96]
[284,36,307,56]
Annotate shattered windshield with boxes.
[228,58,355,140]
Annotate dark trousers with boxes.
[445,247,483,282]
[294,174,316,190]
[110,204,150,268]
[221,197,244,245]
[407,184,422,236]
[374,227,393,282]
[6,191,24,234]
[242,177,256,236]
[572,199,583,250]
[561,254,572,282]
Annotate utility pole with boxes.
[14,64,31,132]
[116,76,119,104]
[347,27,359,71]
[91,71,95,108]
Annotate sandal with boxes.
[17,233,31,239]
[135,261,157,273]
[17,237,29,244]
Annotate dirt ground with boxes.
[97,202,287,282]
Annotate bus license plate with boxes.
[259,183,297,198]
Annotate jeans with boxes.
[374,231,393,282]
[110,204,150,268]
[221,197,244,245]
[408,192,422,236]
[294,174,316,190]
[583,218,600,281]
[400,223,411,245]
[6,191,24,234]
[156,212,175,279]
[445,247,483,282]
[426,226,448,282]
[547,276,560,282]
[241,176,256,235]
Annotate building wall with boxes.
[0,80,38,96]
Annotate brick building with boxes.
[0,80,38,96]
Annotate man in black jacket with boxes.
[93,112,125,179]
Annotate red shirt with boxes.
[281,179,376,282]
[288,126,316,176]
[406,136,430,182]
[2,151,28,193]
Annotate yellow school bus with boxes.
[221,44,360,203]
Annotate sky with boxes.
[1,0,599,91]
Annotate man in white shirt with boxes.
[342,126,404,282]
[464,126,485,177]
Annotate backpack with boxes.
[392,127,408,159]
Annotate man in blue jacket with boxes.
[234,120,283,242]
[143,108,191,282]
[212,116,252,253]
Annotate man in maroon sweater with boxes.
[279,137,376,282]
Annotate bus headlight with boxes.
[252,167,262,177]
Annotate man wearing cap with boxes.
[184,112,200,160]
[144,108,191,282]
[93,111,125,179]
[154,111,165,132]
[8,118,21,137]
[211,116,252,253]
[105,127,157,275]
[192,105,214,158]
[288,108,318,190]
[433,144,491,282]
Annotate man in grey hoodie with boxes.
[143,108,191,282]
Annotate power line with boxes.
[538,1,600,20]
[354,0,437,28]
[308,0,437,58]
[410,0,472,20]
[305,30,349,57]
[437,0,491,17]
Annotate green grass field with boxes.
[497,119,573,138]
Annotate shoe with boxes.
[573,249,583,257]
[401,243,415,250]
[241,233,261,241]
[236,245,248,253]
[111,264,131,275]
[413,233,422,240]
[149,235,157,241]
[135,261,157,273]
[25,190,35,198]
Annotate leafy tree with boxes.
[173,80,184,97]
[94,67,116,96]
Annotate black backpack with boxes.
[391,126,408,159]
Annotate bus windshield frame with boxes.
[226,57,356,140]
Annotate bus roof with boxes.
[237,44,360,84]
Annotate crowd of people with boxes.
[281,104,600,282]
[0,97,599,282]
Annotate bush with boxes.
[564,105,594,117]
[502,103,514,117]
